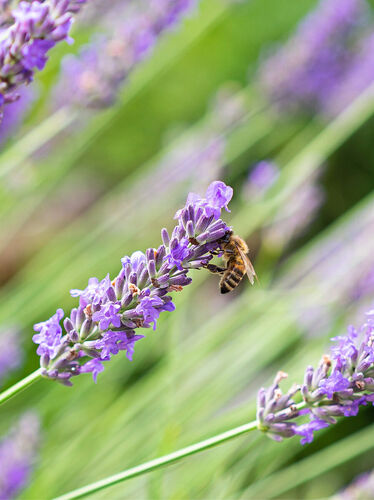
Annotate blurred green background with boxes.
[1,0,374,498]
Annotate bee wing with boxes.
[236,243,257,285]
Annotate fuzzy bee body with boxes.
[205,232,256,294]
[220,259,246,294]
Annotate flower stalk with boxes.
[53,418,260,500]
[0,368,42,406]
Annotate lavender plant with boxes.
[53,0,196,109]
[336,470,374,499]
[257,306,374,444]
[0,85,34,145]
[32,181,234,386]
[0,0,90,114]
[257,0,369,114]
[244,160,279,200]
[0,412,40,500]
[325,30,374,117]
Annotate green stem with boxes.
[53,419,259,500]
[0,368,43,406]
[0,108,76,180]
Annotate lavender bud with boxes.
[161,228,170,247]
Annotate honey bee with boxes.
[205,231,257,294]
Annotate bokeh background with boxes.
[1,0,374,498]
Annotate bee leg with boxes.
[204,263,226,274]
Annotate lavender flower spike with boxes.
[0,0,90,113]
[0,412,40,500]
[53,0,196,109]
[0,327,22,387]
[33,181,234,386]
[257,307,374,444]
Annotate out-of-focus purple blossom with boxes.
[0,0,90,114]
[0,85,34,146]
[0,412,40,500]
[258,307,374,444]
[33,181,233,386]
[0,0,14,29]
[276,197,374,336]
[337,470,374,499]
[245,160,279,199]
[263,171,324,249]
[326,31,374,117]
[257,0,369,114]
[0,327,22,387]
[53,0,197,109]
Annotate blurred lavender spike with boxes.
[277,195,374,335]
[0,85,34,147]
[257,0,369,114]
[257,307,374,444]
[53,0,197,109]
[325,31,374,117]
[335,470,374,499]
[32,181,235,386]
[0,0,14,28]
[0,327,22,387]
[244,160,279,200]
[0,0,90,113]
[0,412,40,500]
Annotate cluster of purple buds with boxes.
[32,181,233,385]
[0,412,40,500]
[257,307,374,444]
[53,0,196,109]
[257,0,368,114]
[0,0,89,113]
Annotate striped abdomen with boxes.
[220,261,245,294]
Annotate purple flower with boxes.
[0,0,89,111]
[92,303,121,330]
[246,161,279,198]
[135,294,167,330]
[175,180,233,222]
[0,413,40,500]
[205,181,233,218]
[319,370,351,399]
[32,308,64,359]
[257,0,368,114]
[53,0,196,109]
[325,31,374,117]
[95,331,144,360]
[258,304,374,444]
[337,470,374,499]
[33,181,236,385]
[166,238,191,270]
[70,275,111,308]
[121,251,146,274]
[80,358,104,383]
[0,86,35,146]
[295,419,329,445]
